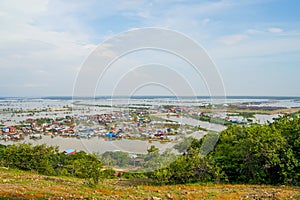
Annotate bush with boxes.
[0,144,103,185]
[101,169,116,179]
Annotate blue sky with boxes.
[0,0,299,96]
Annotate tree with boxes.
[147,145,159,153]
[100,151,131,167]
[173,137,194,153]
[73,155,102,185]
[199,132,219,156]
[149,138,223,185]
[3,143,58,175]
[213,118,300,185]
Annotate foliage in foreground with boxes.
[149,115,300,186]
[0,144,102,185]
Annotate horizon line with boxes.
[1,95,300,99]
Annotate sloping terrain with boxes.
[0,168,299,199]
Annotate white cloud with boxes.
[117,0,148,11]
[212,33,300,60]
[0,0,299,96]
[246,29,263,34]
[201,18,210,26]
[268,27,283,33]
[220,34,248,46]
[0,0,98,95]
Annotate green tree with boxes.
[149,138,223,185]
[73,155,102,185]
[3,143,57,175]
[100,151,131,167]
[147,145,159,153]
[173,137,194,153]
[214,119,300,185]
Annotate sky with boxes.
[0,0,300,97]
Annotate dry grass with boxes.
[0,168,299,199]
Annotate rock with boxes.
[166,193,173,199]
[151,197,161,200]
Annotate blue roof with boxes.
[106,132,116,137]
[64,149,75,154]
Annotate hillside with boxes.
[0,168,299,200]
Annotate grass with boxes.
[0,167,299,199]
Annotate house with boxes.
[2,127,10,133]
[2,126,16,134]
[29,134,42,139]
[52,121,59,125]
[106,132,116,137]
[63,149,76,156]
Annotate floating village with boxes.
[1,97,298,153]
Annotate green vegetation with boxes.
[142,148,176,172]
[199,131,219,156]
[162,105,174,109]
[199,115,232,126]
[0,144,102,186]
[174,136,195,153]
[227,112,255,118]
[99,151,131,167]
[149,115,300,186]
[0,114,299,197]
[214,115,299,185]
[148,134,223,185]
[98,145,177,173]
[34,118,52,125]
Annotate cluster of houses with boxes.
[1,109,184,142]
[1,126,21,140]
[1,104,252,142]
